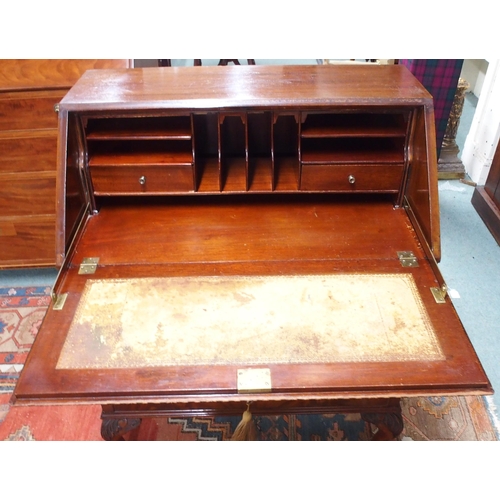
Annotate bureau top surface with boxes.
[59,64,432,112]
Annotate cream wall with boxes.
[461,59,489,96]
[462,59,500,185]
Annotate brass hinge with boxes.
[397,251,419,267]
[430,284,448,304]
[78,257,99,275]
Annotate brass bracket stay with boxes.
[430,284,448,304]
[52,293,68,311]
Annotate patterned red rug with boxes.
[1,285,498,441]
[0,285,51,392]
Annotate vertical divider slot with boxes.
[248,112,273,191]
[193,113,219,192]
[219,113,247,192]
[273,112,300,191]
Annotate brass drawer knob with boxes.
[348,175,356,184]
[139,176,146,185]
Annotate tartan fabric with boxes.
[399,59,463,158]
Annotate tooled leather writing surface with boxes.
[56,274,443,370]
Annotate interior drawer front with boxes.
[0,93,63,131]
[300,164,404,192]
[0,134,57,173]
[90,166,195,194]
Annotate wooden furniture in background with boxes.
[13,65,491,440]
[472,138,500,245]
[0,59,132,268]
[159,59,255,67]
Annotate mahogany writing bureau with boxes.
[13,65,492,440]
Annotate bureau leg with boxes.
[101,417,142,441]
[361,413,404,441]
[361,409,404,440]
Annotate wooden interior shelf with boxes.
[300,112,408,138]
[85,116,192,140]
[88,142,194,166]
[83,110,408,195]
[300,138,405,164]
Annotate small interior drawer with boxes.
[90,165,195,194]
[300,164,404,192]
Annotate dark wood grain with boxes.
[405,106,441,261]
[71,195,420,265]
[472,138,500,244]
[472,187,500,245]
[14,195,491,405]
[13,65,491,428]
[59,65,432,112]
[300,164,404,191]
